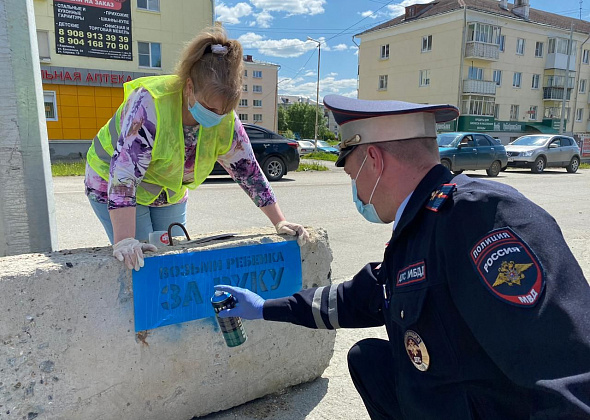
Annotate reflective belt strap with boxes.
[92,135,110,161]
[327,285,340,329]
[93,117,119,163]
[312,287,327,329]
[139,181,164,196]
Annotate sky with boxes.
[214,0,589,100]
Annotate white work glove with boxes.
[275,221,310,246]
[112,238,157,271]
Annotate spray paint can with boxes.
[211,290,247,347]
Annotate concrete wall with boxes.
[0,228,336,419]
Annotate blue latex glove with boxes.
[213,285,265,320]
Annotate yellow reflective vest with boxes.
[86,75,234,205]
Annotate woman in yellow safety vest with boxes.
[85,26,308,271]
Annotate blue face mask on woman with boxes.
[351,154,385,224]
[188,98,226,128]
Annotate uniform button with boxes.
[400,310,404,319]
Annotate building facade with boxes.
[356,0,590,144]
[33,0,213,158]
[238,56,280,132]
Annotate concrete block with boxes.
[0,228,335,419]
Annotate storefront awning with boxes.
[525,123,559,134]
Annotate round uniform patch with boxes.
[469,227,545,307]
[404,330,430,371]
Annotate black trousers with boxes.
[347,338,404,420]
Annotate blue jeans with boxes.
[89,198,187,244]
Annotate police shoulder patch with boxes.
[469,227,545,307]
[425,183,456,212]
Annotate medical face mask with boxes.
[188,97,226,128]
[351,154,385,224]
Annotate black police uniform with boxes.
[263,164,590,419]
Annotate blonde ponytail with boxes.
[175,26,243,114]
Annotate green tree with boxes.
[284,102,327,139]
[277,106,288,132]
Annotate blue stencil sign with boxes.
[132,241,302,331]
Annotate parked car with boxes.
[211,124,300,181]
[437,132,508,177]
[504,134,581,173]
[296,140,315,155]
[301,139,340,155]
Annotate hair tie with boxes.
[209,44,228,55]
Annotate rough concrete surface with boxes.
[0,228,336,420]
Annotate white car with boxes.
[504,135,581,174]
[296,140,315,155]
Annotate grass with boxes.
[296,162,329,172]
[580,162,590,169]
[52,159,86,176]
[303,151,338,162]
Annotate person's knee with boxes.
[348,338,379,372]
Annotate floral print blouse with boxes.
[84,87,276,210]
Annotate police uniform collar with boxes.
[390,165,453,239]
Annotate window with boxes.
[531,74,540,89]
[238,113,248,121]
[137,0,160,11]
[253,70,262,78]
[516,38,525,55]
[493,70,502,86]
[467,23,501,44]
[37,31,50,61]
[548,37,577,55]
[584,50,590,64]
[243,85,248,92]
[253,99,262,107]
[475,134,492,146]
[535,41,544,57]
[239,99,248,107]
[380,44,389,59]
[494,104,500,119]
[138,41,161,68]
[244,70,248,77]
[510,104,519,121]
[421,35,432,52]
[580,79,587,93]
[378,75,388,90]
[43,91,57,121]
[513,72,522,88]
[576,108,584,122]
[499,35,505,52]
[253,85,262,93]
[468,67,483,80]
[461,95,495,116]
[528,106,537,120]
[253,114,263,122]
[419,70,430,87]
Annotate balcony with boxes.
[465,42,499,61]
[543,87,572,101]
[546,53,576,71]
[463,79,496,95]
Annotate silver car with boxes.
[504,135,581,174]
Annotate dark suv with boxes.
[211,124,300,181]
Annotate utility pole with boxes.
[560,24,574,134]
[0,0,57,256]
[307,37,321,152]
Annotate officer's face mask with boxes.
[187,93,227,128]
[351,153,385,224]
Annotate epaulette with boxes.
[425,183,456,212]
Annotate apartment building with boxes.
[33,0,214,158]
[356,0,590,144]
[237,56,279,132]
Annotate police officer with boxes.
[215,95,590,419]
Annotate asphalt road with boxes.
[52,163,590,420]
